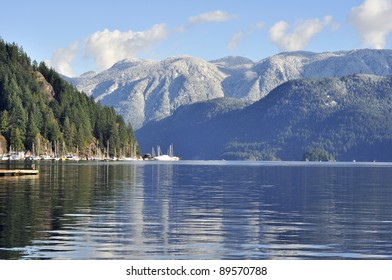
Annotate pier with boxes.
[0,169,39,176]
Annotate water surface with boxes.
[1,161,392,259]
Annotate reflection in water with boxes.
[1,161,392,259]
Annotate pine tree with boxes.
[0,110,9,135]
[0,39,139,157]
[26,110,40,151]
[10,128,24,151]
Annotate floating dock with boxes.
[0,169,39,176]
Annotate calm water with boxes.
[0,160,392,260]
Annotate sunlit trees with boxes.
[0,39,139,157]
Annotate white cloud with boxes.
[48,24,168,76]
[269,16,336,52]
[188,10,237,25]
[349,0,392,48]
[227,22,265,51]
[255,22,265,30]
[47,42,79,77]
[228,31,244,50]
[175,11,237,43]
[85,24,168,71]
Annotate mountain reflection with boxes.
[1,161,392,259]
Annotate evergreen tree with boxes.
[109,121,120,156]
[303,148,335,162]
[63,116,74,148]
[10,128,24,151]
[0,39,139,157]
[0,110,9,135]
[26,111,40,151]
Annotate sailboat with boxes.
[153,144,179,161]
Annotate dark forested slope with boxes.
[136,74,392,161]
[0,40,138,157]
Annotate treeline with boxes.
[221,76,392,161]
[0,39,139,157]
[138,74,392,161]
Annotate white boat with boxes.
[65,154,80,161]
[4,153,22,160]
[153,144,179,161]
[1,154,10,161]
[153,154,180,161]
[39,154,53,160]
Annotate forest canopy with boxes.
[0,39,139,158]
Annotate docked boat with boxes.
[1,154,10,161]
[153,154,180,161]
[153,145,179,161]
[65,154,80,161]
[1,153,22,160]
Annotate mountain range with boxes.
[67,49,392,160]
[68,49,392,130]
[136,74,392,161]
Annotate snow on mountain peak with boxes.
[211,56,254,69]
[79,71,97,78]
[68,49,392,130]
[111,57,150,70]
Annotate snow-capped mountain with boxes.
[251,49,392,99]
[136,74,392,161]
[70,56,225,129]
[69,49,392,129]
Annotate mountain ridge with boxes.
[68,49,392,130]
[136,74,392,161]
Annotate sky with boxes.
[1,0,392,77]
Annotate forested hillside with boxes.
[0,39,138,158]
[136,75,392,161]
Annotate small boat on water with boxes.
[153,154,180,161]
[1,153,22,161]
[65,154,80,161]
[153,144,180,161]
[1,154,10,161]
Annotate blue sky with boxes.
[1,0,392,76]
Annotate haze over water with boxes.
[1,161,392,259]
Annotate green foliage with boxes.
[303,148,335,162]
[220,76,392,161]
[0,110,9,135]
[0,39,139,157]
[10,128,24,151]
[222,141,280,160]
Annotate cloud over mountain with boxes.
[47,1,392,77]
[47,42,79,77]
[349,0,392,48]
[227,30,244,50]
[47,24,168,76]
[85,24,168,71]
[176,10,238,33]
[188,10,237,25]
[269,16,337,51]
